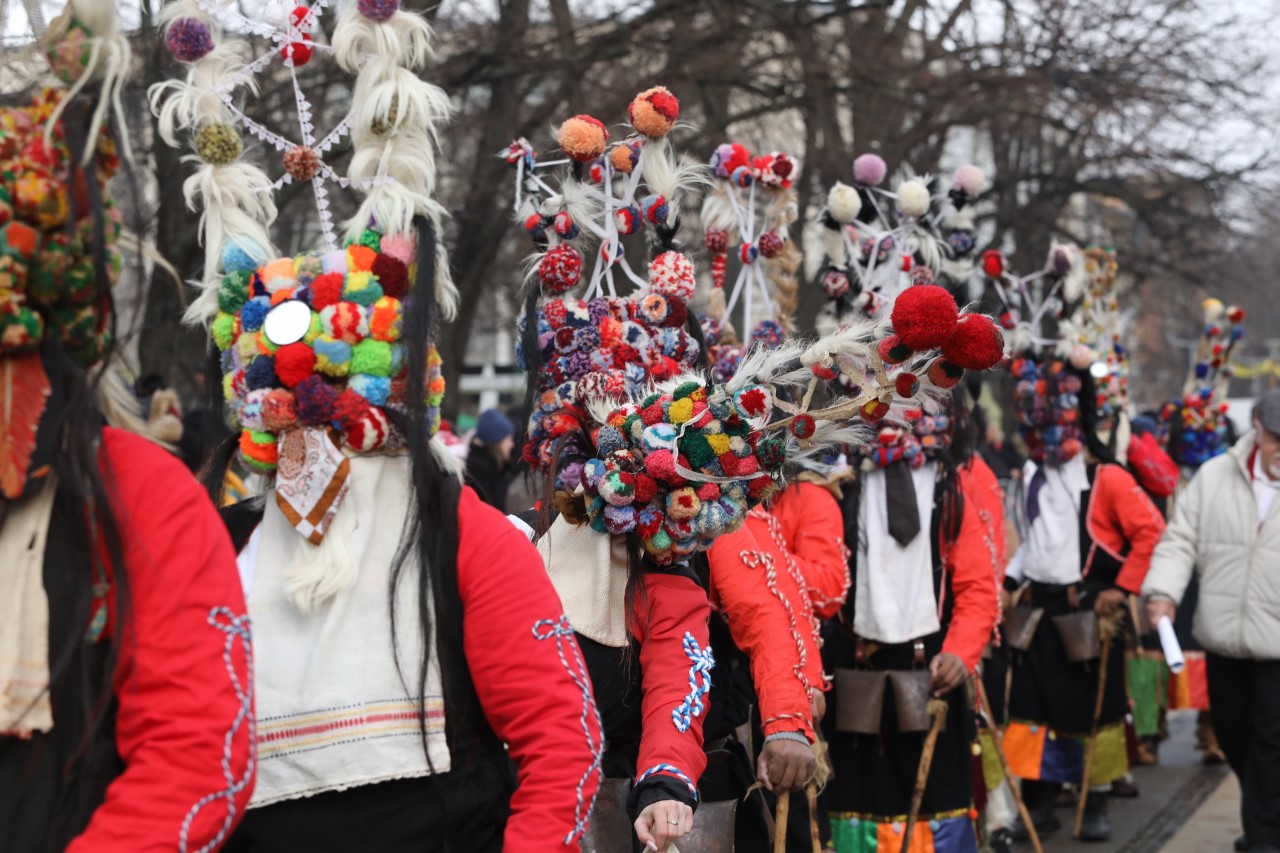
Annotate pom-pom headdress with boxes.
[506,90,708,476]
[154,0,460,567]
[0,0,130,499]
[818,157,985,321]
[1159,297,1245,467]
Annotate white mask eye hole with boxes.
[263,300,312,346]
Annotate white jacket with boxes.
[1142,432,1280,660]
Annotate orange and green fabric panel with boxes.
[829,811,977,853]
[1003,719,1128,785]
[1167,652,1210,711]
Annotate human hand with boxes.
[1146,597,1176,629]
[634,799,693,852]
[757,738,816,793]
[929,652,967,697]
[811,690,827,724]
[1094,588,1127,618]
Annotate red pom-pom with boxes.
[894,372,920,397]
[367,256,405,300]
[333,388,372,430]
[283,145,322,181]
[275,342,316,388]
[538,245,583,293]
[941,314,1005,370]
[999,310,1018,330]
[634,474,658,504]
[890,285,958,351]
[877,334,912,365]
[280,35,313,66]
[791,413,816,439]
[346,407,389,452]
[758,231,784,259]
[981,249,1005,278]
[861,399,890,421]
[309,272,345,310]
[1227,306,1245,323]
[810,363,838,381]
[704,229,729,254]
[928,358,964,389]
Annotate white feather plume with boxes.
[641,139,711,225]
[148,42,253,146]
[699,183,738,234]
[348,60,452,149]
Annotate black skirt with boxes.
[222,758,514,853]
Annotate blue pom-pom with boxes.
[349,374,391,406]
[240,296,271,332]
[244,356,278,390]
[732,165,754,187]
[641,194,669,225]
[222,240,264,273]
[220,348,235,374]
[1194,362,1210,380]
[597,425,626,456]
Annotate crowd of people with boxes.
[1,4,1276,853]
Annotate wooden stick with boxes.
[774,790,791,853]
[1074,633,1113,838]
[976,674,1044,853]
[806,783,822,853]
[901,698,949,853]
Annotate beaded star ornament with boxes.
[152,0,458,545]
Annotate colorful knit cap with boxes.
[1012,356,1084,465]
[1160,298,1245,467]
[213,228,444,474]
[0,90,122,366]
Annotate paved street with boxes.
[1013,711,1236,853]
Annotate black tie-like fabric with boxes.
[885,460,921,546]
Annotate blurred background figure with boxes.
[466,408,516,511]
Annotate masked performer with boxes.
[1,5,256,851]
[152,3,601,851]
[984,252,1166,842]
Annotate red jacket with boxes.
[708,522,818,743]
[631,570,712,804]
[937,460,1003,672]
[456,487,605,850]
[1083,463,1166,594]
[67,428,254,853]
[769,482,852,620]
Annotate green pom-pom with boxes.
[625,413,643,440]
[217,271,251,313]
[644,527,672,554]
[303,311,323,344]
[641,392,662,409]
[587,497,608,532]
[672,381,700,401]
[344,279,383,307]
[680,431,714,469]
[211,312,236,350]
[0,305,43,354]
[352,229,382,251]
[351,338,393,377]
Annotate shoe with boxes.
[1136,737,1159,765]
[1010,808,1061,842]
[1078,795,1111,842]
[1054,785,1077,807]
[1110,778,1140,798]
[1235,836,1251,851]
[988,827,1013,853]
[1199,723,1228,764]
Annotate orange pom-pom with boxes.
[557,115,609,162]
[347,244,377,273]
[628,86,680,138]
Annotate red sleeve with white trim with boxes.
[67,429,254,853]
[939,464,1001,672]
[775,483,851,619]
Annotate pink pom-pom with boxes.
[953,164,985,198]
[357,0,400,20]
[853,153,887,186]
[379,234,415,265]
[758,231,784,259]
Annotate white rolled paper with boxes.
[1157,615,1185,674]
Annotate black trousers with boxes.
[1207,653,1280,847]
